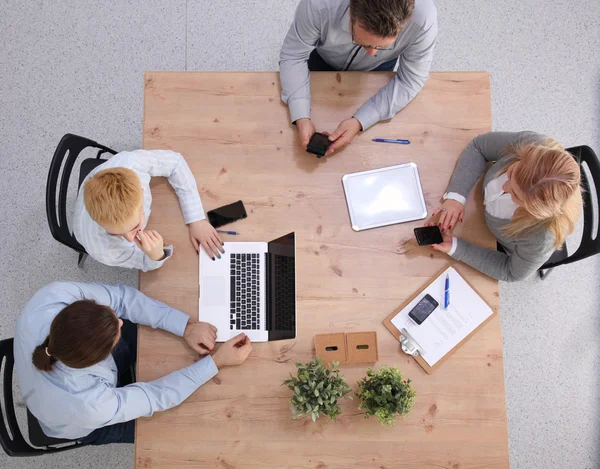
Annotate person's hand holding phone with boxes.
[189,219,224,261]
[430,199,464,232]
[135,230,165,261]
[296,118,316,149]
[325,117,362,155]
[422,222,453,253]
[212,333,252,369]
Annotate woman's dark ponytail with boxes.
[32,336,57,372]
[30,300,120,372]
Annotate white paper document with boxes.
[391,267,494,367]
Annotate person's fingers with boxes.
[321,131,331,136]
[438,211,449,231]
[211,233,225,253]
[230,332,246,345]
[200,239,215,260]
[134,236,143,249]
[328,125,345,142]
[207,237,222,258]
[138,231,150,249]
[145,231,156,244]
[191,236,200,253]
[428,208,441,225]
[447,211,460,231]
[203,336,215,351]
[327,134,350,155]
[213,229,224,246]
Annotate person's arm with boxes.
[72,282,190,333]
[84,235,172,273]
[445,131,547,201]
[450,236,554,282]
[79,356,218,430]
[352,20,437,131]
[127,149,205,224]
[75,334,251,431]
[279,0,322,123]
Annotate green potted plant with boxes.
[356,365,416,427]
[282,358,352,422]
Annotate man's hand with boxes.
[326,117,362,155]
[212,333,252,369]
[189,219,224,261]
[134,230,165,261]
[296,118,316,149]
[184,320,217,355]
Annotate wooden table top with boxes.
[137,71,508,469]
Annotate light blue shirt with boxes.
[14,282,218,440]
[72,149,206,272]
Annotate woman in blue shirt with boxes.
[14,281,251,445]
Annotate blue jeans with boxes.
[84,320,137,445]
[307,49,398,72]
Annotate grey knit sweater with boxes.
[447,131,557,282]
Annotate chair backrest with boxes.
[45,134,117,253]
[0,338,39,456]
[0,338,86,457]
[544,145,600,269]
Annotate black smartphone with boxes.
[408,294,439,325]
[306,132,332,158]
[207,200,247,228]
[414,226,444,246]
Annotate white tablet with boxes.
[341,163,427,231]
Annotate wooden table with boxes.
[137,71,508,469]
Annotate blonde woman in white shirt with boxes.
[427,131,582,282]
[73,150,224,271]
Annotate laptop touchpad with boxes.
[201,277,228,306]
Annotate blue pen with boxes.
[444,274,450,308]
[217,230,239,235]
[372,138,411,144]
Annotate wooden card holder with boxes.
[315,331,378,365]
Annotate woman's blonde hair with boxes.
[501,138,582,248]
[84,167,143,228]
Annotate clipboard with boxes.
[383,264,497,374]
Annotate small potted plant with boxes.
[282,358,352,422]
[356,365,416,427]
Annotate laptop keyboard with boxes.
[230,253,261,330]
[274,254,295,331]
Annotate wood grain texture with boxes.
[137,71,508,469]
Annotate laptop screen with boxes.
[267,232,296,341]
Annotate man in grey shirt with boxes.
[280,0,437,154]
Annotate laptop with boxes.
[199,232,296,342]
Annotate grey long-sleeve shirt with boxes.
[279,0,438,130]
[446,131,559,282]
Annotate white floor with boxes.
[0,1,598,468]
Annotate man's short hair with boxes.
[350,0,415,37]
[84,167,143,227]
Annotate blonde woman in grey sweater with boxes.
[429,131,582,282]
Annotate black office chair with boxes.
[0,338,87,456]
[46,134,118,266]
[538,145,600,278]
